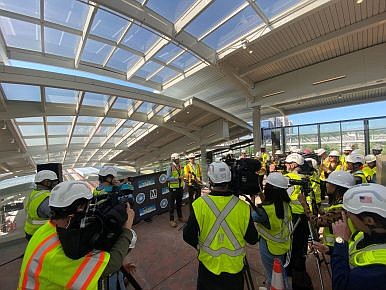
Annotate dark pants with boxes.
[197,262,244,290]
[188,185,200,212]
[169,187,183,221]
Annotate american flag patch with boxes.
[359,196,372,203]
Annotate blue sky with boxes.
[288,100,386,125]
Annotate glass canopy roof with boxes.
[0,0,306,90]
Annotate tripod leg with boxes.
[307,221,325,290]
[244,258,255,290]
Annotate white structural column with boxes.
[200,145,207,184]
[252,106,261,151]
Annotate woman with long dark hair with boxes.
[252,172,292,288]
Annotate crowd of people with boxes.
[18,144,385,290]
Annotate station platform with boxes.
[0,205,331,290]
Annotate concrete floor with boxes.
[0,205,331,290]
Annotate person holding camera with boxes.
[18,180,136,290]
[252,172,292,289]
[184,153,202,212]
[167,153,185,227]
[299,170,355,254]
[331,183,386,290]
[24,170,59,240]
[94,166,119,196]
[183,161,259,290]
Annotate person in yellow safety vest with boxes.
[183,161,258,290]
[18,180,136,290]
[93,166,119,196]
[167,153,185,227]
[184,153,202,212]
[320,150,342,180]
[305,157,322,212]
[284,153,313,289]
[331,183,386,290]
[251,172,292,289]
[340,145,353,171]
[363,154,377,183]
[346,153,368,185]
[24,170,58,240]
[315,148,328,200]
[299,170,355,255]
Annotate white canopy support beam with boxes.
[174,0,214,34]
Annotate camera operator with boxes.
[251,172,292,289]
[269,150,286,173]
[298,171,355,254]
[94,166,120,196]
[284,153,313,289]
[345,153,367,185]
[331,184,386,290]
[18,181,136,290]
[184,153,202,213]
[183,161,259,290]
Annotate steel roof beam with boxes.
[174,0,214,33]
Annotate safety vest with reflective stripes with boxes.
[362,166,376,183]
[193,195,250,275]
[349,231,386,267]
[184,162,201,186]
[168,163,184,189]
[309,171,321,204]
[24,189,51,236]
[353,170,368,184]
[285,172,304,214]
[320,160,342,180]
[255,203,292,255]
[18,222,110,290]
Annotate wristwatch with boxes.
[335,236,345,244]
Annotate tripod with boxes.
[244,257,255,290]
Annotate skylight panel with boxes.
[114,127,130,137]
[70,136,89,144]
[146,0,195,23]
[150,67,179,84]
[112,97,134,110]
[89,136,105,144]
[1,83,40,102]
[136,102,155,114]
[44,0,89,30]
[0,0,39,18]
[77,116,99,123]
[157,106,173,116]
[82,92,109,107]
[102,117,122,126]
[18,125,44,136]
[122,24,160,53]
[47,124,71,135]
[134,61,163,79]
[123,120,138,128]
[46,116,74,123]
[106,48,140,72]
[0,17,41,51]
[153,43,183,63]
[90,9,129,42]
[203,6,262,50]
[95,126,111,136]
[24,138,46,146]
[45,87,78,104]
[15,117,43,123]
[255,0,301,19]
[81,39,113,65]
[45,27,80,58]
[73,125,94,136]
[185,0,244,39]
[48,137,68,145]
[169,51,200,70]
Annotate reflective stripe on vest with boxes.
[285,172,304,214]
[349,232,386,267]
[353,170,368,184]
[24,190,51,235]
[199,195,244,257]
[169,164,184,188]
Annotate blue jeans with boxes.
[259,238,289,289]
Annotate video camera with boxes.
[92,184,135,208]
[289,178,313,196]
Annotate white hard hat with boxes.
[372,145,382,151]
[188,153,195,159]
[34,170,58,183]
[365,154,376,163]
[315,148,326,156]
[305,158,318,170]
[255,152,261,158]
[326,170,355,188]
[241,149,246,154]
[266,172,289,189]
[98,166,117,177]
[346,154,364,164]
[343,145,353,151]
[343,184,386,218]
[351,149,364,155]
[285,153,304,165]
[207,162,231,184]
[49,181,93,208]
[329,150,340,157]
[171,153,180,160]
[275,150,283,155]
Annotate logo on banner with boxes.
[136,193,145,204]
[159,174,167,184]
[139,205,156,216]
[150,189,158,199]
[161,187,169,195]
[160,198,168,209]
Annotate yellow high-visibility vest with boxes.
[285,172,304,214]
[24,189,51,236]
[168,164,184,189]
[184,162,201,186]
[193,195,250,275]
[18,222,110,290]
[349,231,386,267]
[255,203,292,255]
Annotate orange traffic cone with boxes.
[270,258,285,290]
